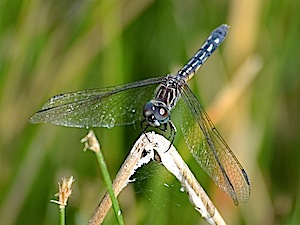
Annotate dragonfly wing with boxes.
[30,77,164,128]
[178,84,250,205]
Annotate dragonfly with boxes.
[30,24,250,205]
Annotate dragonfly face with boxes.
[143,100,170,127]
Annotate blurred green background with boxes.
[1,0,300,224]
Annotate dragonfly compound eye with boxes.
[154,105,169,123]
[143,101,160,127]
[143,100,170,127]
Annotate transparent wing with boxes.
[178,84,250,205]
[30,77,164,128]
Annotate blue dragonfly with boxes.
[30,24,250,205]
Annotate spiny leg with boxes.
[140,119,151,142]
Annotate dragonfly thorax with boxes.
[154,74,183,109]
[143,100,170,127]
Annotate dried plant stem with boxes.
[86,131,226,225]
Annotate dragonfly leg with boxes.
[167,120,177,150]
[158,121,177,151]
[140,119,151,142]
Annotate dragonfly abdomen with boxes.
[177,24,229,82]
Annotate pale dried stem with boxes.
[88,132,226,225]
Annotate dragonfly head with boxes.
[143,100,170,127]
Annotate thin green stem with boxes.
[59,207,65,225]
[94,149,125,225]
